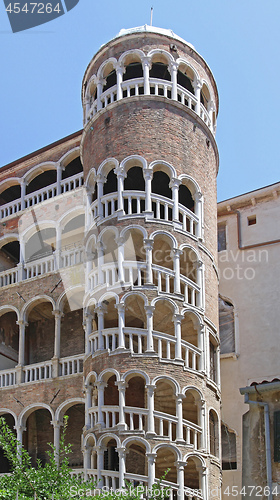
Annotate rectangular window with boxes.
[209,342,216,382]
[218,223,226,252]
[248,215,257,226]
[274,411,280,462]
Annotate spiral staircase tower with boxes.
[81,25,221,498]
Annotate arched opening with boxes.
[125,376,145,408]
[209,410,219,457]
[26,170,57,196]
[102,63,117,93]
[0,183,21,206]
[102,230,118,268]
[209,336,218,383]
[152,171,172,199]
[200,83,210,110]
[25,227,56,262]
[103,169,118,196]
[126,441,146,476]
[152,234,173,271]
[124,295,145,329]
[184,458,200,490]
[123,228,145,262]
[123,62,143,81]
[0,240,20,276]
[104,374,119,406]
[155,447,177,484]
[177,65,195,95]
[153,300,175,360]
[179,184,194,212]
[180,248,197,283]
[25,300,54,365]
[85,435,97,470]
[0,413,16,473]
[150,62,171,87]
[154,380,176,440]
[0,311,19,367]
[124,167,145,192]
[61,214,85,265]
[182,390,199,425]
[181,313,198,348]
[64,404,85,468]
[60,291,84,358]
[23,409,53,467]
[103,438,119,473]
[62,157,83,180]
[103,297,118,329]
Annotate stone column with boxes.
[216,345,221,388]
[116,303,125,349]
[143,238,154,285]
[176,394,185,444]
[97,79,105,111]
[197,465,208,500]
[116,63,124,101]
[51,420,62,465]
[147,453,157,489]
[83,445,91,479]
[194,78,202,116]
[170,178,181,223]
[116,380,127,431]
[207,100,215,132]
[146,384,156,437]
[96,445,105,486]
[176,461,185,500]
[54,226,62,270]
[117,447,126,488]
[143,57,151,95]
[143,168,153,217]
[172,248,182,294]
[17,320,27,366]
[116,236,125,283]
[200,399,206,451]
[196,261,203,308]
[169,61,178,101]
[173,314,184,361]
[96,241,105,286]
[95,305,105,351]
[17,237,25,281]
[85,384,93,429]
[84,312,93,356]
[96,381,106,428]
[14,425,26,459]
[198,323,205,373]
[96,174,105,218]
[114,165,126,215]
[20,178,26,210]
[145,305,155,353]
[52,310,63,377]
[194,191,203,239]
[56,163,63,196]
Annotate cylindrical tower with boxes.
[81,25,220,498]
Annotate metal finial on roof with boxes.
[150,7,153,26]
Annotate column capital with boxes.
[96,240,105,252]
[144,305,155,316]
[115,236,125,246]
[142,56,152,68]
[176,460,186,470]
[143,238,154,250]
[169,177,181,190]
[84,383,93,393]
[14,425,26,432]
[176,393,186,402]
[172,313,184,324]
[145,384,156,394]
[50,420,63,428]
[52,310,64,319]
[115,62,125,73]
[95,381,107,390]
[194,78,203,90]
[146,452,157,462]
[84,311,93,321]
[115,302,125,313]
[95,304,106,315]
[168,61,179,73]
[114,165,127,179]
[16,320,28,327]
[115,380,128,390]
[143,168,153,181]
[116,446,127,457]
[96,173,106,184]
[95,445,107,453]
[193,191,203,202]
[20,177,27,187]
[171,248,183,258]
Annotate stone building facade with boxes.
[0,26,222,498]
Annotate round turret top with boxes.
[113,25,195,50]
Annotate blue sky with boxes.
[0,0,279,201]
